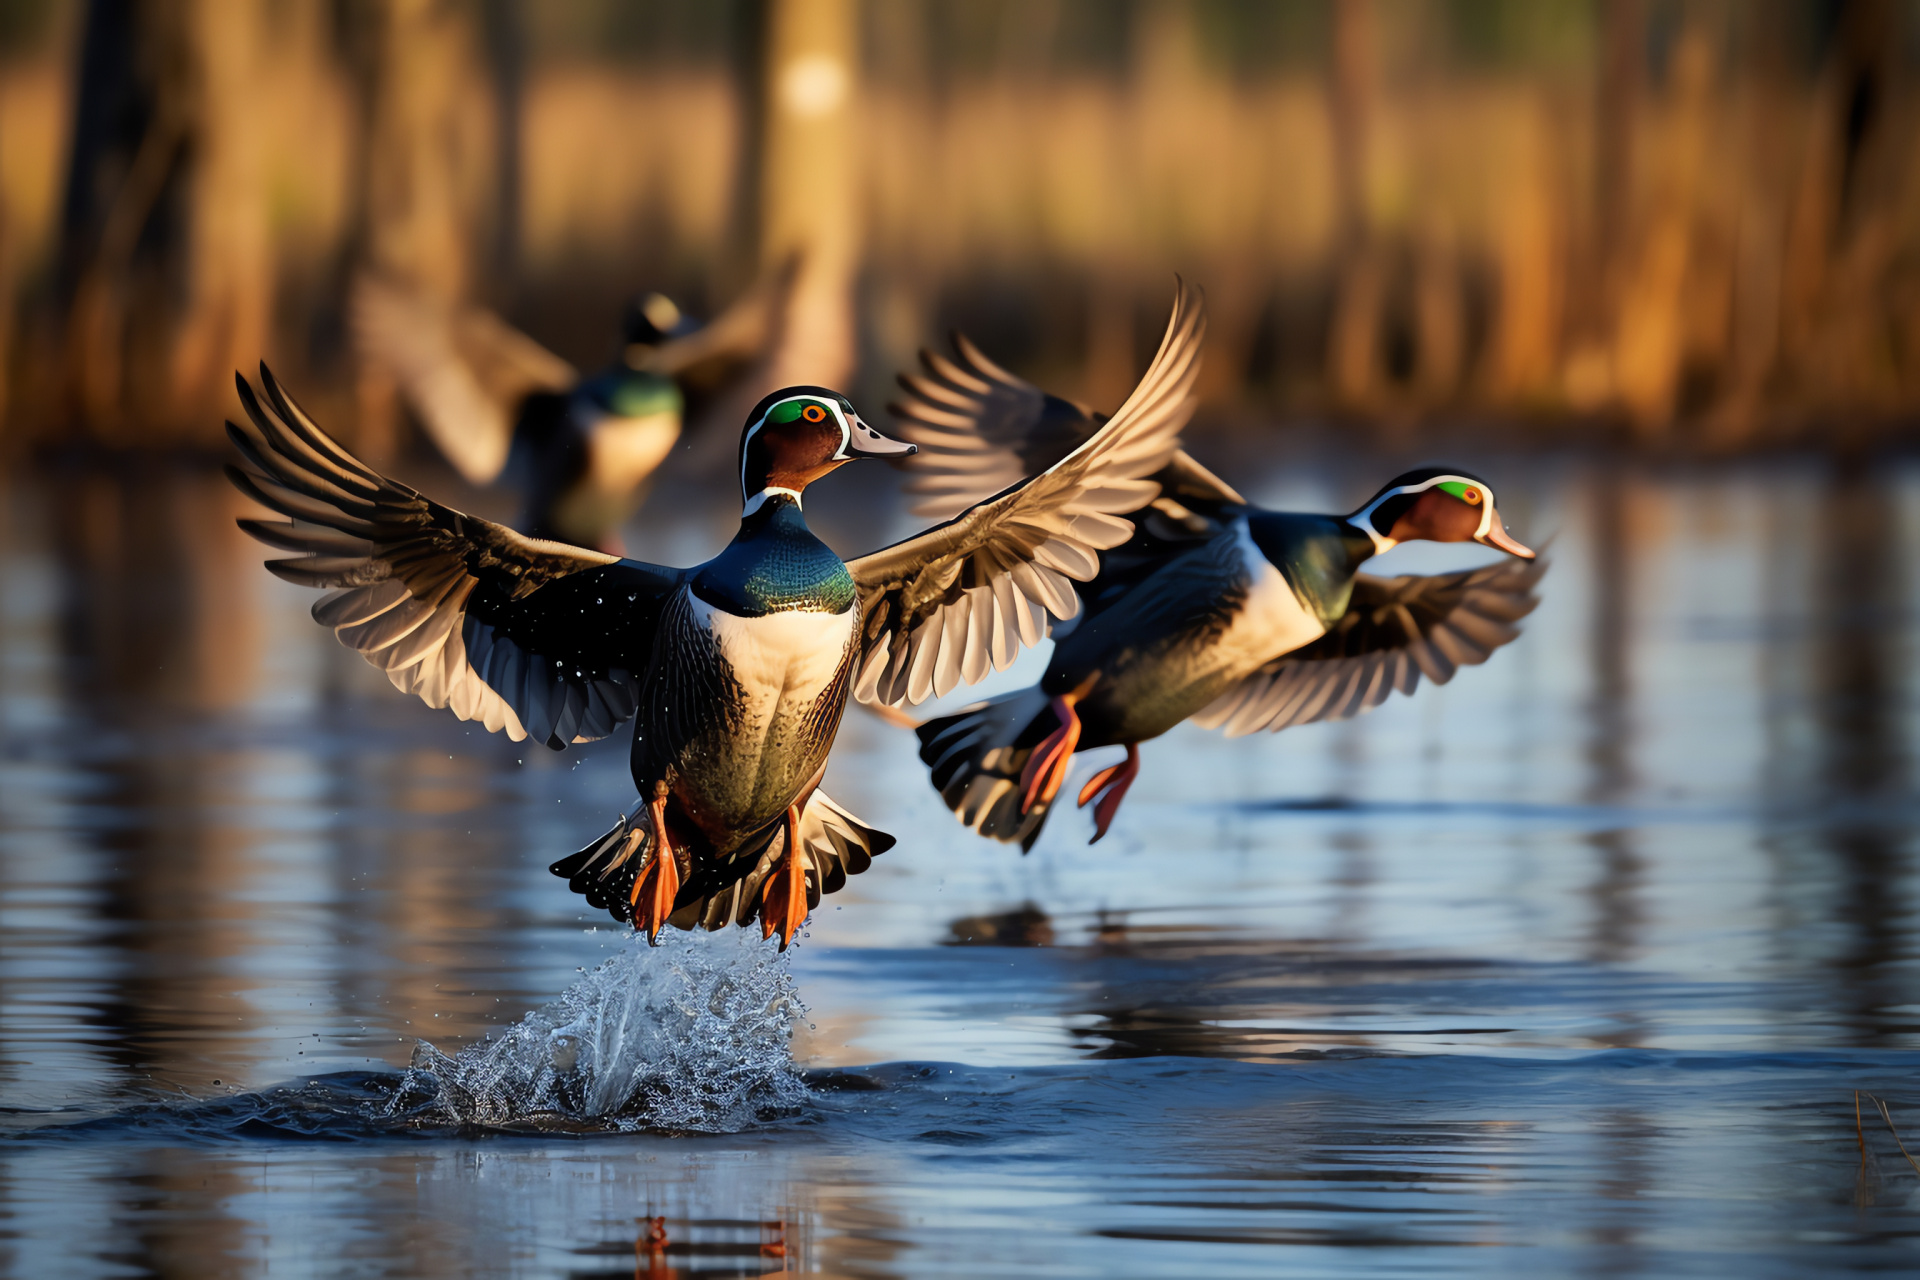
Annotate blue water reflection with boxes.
[2,452,1919,1275]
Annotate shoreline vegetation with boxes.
[0,1,1916,460]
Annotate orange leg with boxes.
[630,789,680,943]
[761,804,810,949]
[1076,743,1140,844]
[1018,696,1083,814]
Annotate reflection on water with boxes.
[3,452,1920,1275]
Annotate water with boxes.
[3,450,1919,1276]
[401,931,808,1132]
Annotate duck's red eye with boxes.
[802,404,826,423]
[1462,488,1483,505]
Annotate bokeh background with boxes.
[6,4,1920,1275]
[2,0,1919,456]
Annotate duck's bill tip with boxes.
[1480,523,1536,559]
[845,424,917,459]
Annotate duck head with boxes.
[622,292,697,352]
[738,386,916,515]
[1346,467,1535,559]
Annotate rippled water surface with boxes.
[4,451,1920,1277]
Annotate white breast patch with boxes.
[689,592,855,717]
[1208,523,1327,678]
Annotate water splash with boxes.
[394,929,809,1133]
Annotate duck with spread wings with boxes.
[890,323,1544,850]
[352,267,792,551]
[225,282,1206,946]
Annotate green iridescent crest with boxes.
[768,397,836,426]
[1436,479,1485,506]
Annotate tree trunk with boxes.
[56,0,273,447]
[346,0,486,462]
[1326,0,1382,411]
[757,0,858,393]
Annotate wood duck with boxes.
[224,282,1205,945]
[352,270,790,552]
[891,334,1543,849]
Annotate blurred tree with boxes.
[481,0,523,283]
[9,0,1918,452]
[343,0,493,462]
[1327,0,1383,411]
[1611,13,1716,434]
[1782,0,1904,427]
[757,0,857,390]
[0,142,12,438]
[56,0,273,446]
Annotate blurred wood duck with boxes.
[224,284,1205,945]
[891,328,1544,849]
[352,268,792,552]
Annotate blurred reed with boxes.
[0,0,1916,455]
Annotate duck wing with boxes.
[848,281,1206,707]
[890,282,1245,524]
[1191,559,1546,737]
[226,365,676,750]
[633,258,797,395]
[351,273,577,485]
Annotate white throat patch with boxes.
[741,487,805,518]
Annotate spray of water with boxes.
[393,929,809,1133]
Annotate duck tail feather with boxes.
[914,687,1054,848]
[549,799,652,925]
[553,791,895,938]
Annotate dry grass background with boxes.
[1,0,1917,454]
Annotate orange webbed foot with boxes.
[1018,696,1083,814]
[761,804,810,949]
[1076,743,1139,843]
[631,792,680,943]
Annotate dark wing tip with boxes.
[223,461,262,496]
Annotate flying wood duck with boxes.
[890,334,1543,849]
[352,268,792,551]
[225,282,1205,945]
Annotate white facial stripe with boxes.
[738,414,767,500]
[826,402,856,458]
[1348,474,1493,545]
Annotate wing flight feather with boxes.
[1191,559,1546,737]
[850,279,1208,706]
[227,365,674,749]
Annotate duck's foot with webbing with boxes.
[631,785,681,943]
[760,803,809,949]
[1019,696,1084,814]
[1076,743,1139,843]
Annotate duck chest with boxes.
[689,594,857,703]
[1214,524,1327,672]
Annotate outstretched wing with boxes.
[890,312,1246,526]
[351,274,577,484]
[889,334,1108,522]
[848,280,1206,707]
[635,258,797,395]
[1191,559,1546,737]
[225,365,676,749]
